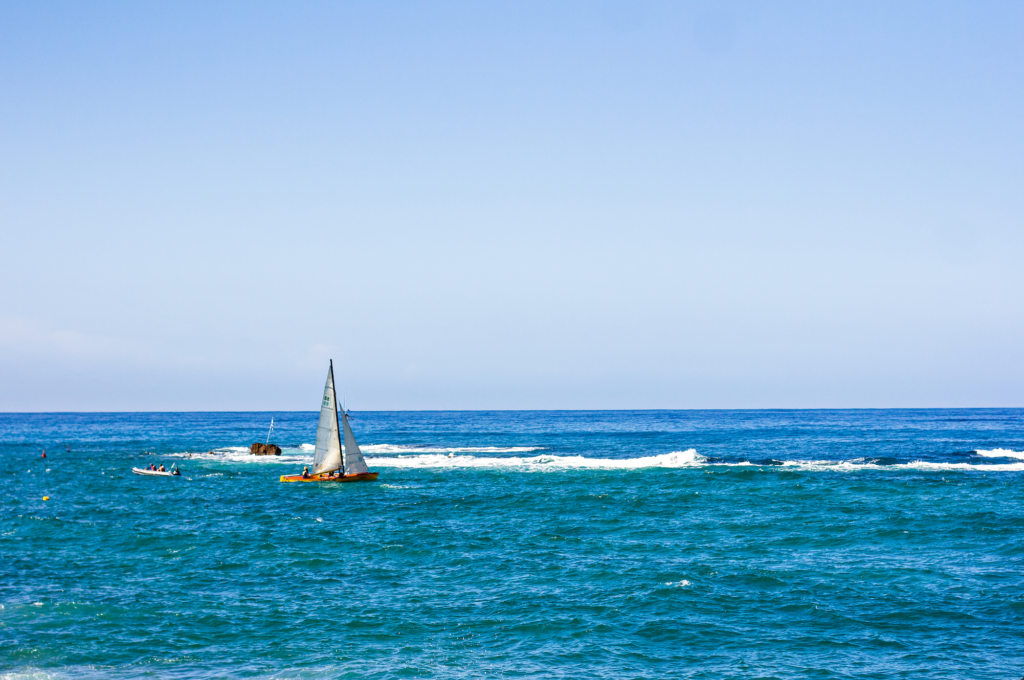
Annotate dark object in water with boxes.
[250,443,282,456]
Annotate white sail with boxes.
[311,363,342,474]
[341,411,370,475]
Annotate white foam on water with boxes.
[366,449,705,470]
[167,446,310,465]
[165,445,1024,473]
[897,460,1024,472]
[362,444,546,454]
[0,672,67,680]
[974,448,1024,460]
[166,443,545,466]
[777,459,1024,472]
[664,580,691,587]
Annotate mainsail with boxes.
[311,362,342,474]
[341,411,370,475]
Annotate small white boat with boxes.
[132,467,179,477]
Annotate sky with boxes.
[1,1,1022,411]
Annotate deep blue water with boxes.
[2,410,1023,679]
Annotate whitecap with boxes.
[166,447,309,465]
[0,667,87,679]
[778,459,1024,472]
[167,443,544,465]
[362,444,546,455]
[165,445,1024,474]
[974,448,1024,460]
[366,449,705,470]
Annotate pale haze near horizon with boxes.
[1,1,1022,411]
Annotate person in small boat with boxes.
[158,464,166,472]
[172,466,181,476]
[302,466,310,479]
[149,463,155,471]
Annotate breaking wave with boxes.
[164,446,1024,472]
[775,459,1024,472]
[166,443,546,465]
[361,444,546,455]
[974,448,1024,460]
[368,449,705,470]
[365,451,1024,472]
[166,445,310,464]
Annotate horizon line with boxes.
[1,407,1022,415]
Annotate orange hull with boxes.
[280,472,379,483]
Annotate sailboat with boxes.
[280,360,379,483]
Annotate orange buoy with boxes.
[43,496,49,501]
[42,452,46,458]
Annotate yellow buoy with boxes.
[43,496,49,501]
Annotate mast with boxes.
[331,360,344,475]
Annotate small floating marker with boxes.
[42,452,46,458]
[43,496,49,501]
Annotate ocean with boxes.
[1,409,1022,679]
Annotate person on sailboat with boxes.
[279,361,378,484]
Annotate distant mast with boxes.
[265,417,275,446]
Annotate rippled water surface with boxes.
[2,410,1023,678]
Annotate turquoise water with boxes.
[2,410,1023,678]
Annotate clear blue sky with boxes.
[1,1,1022,411]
